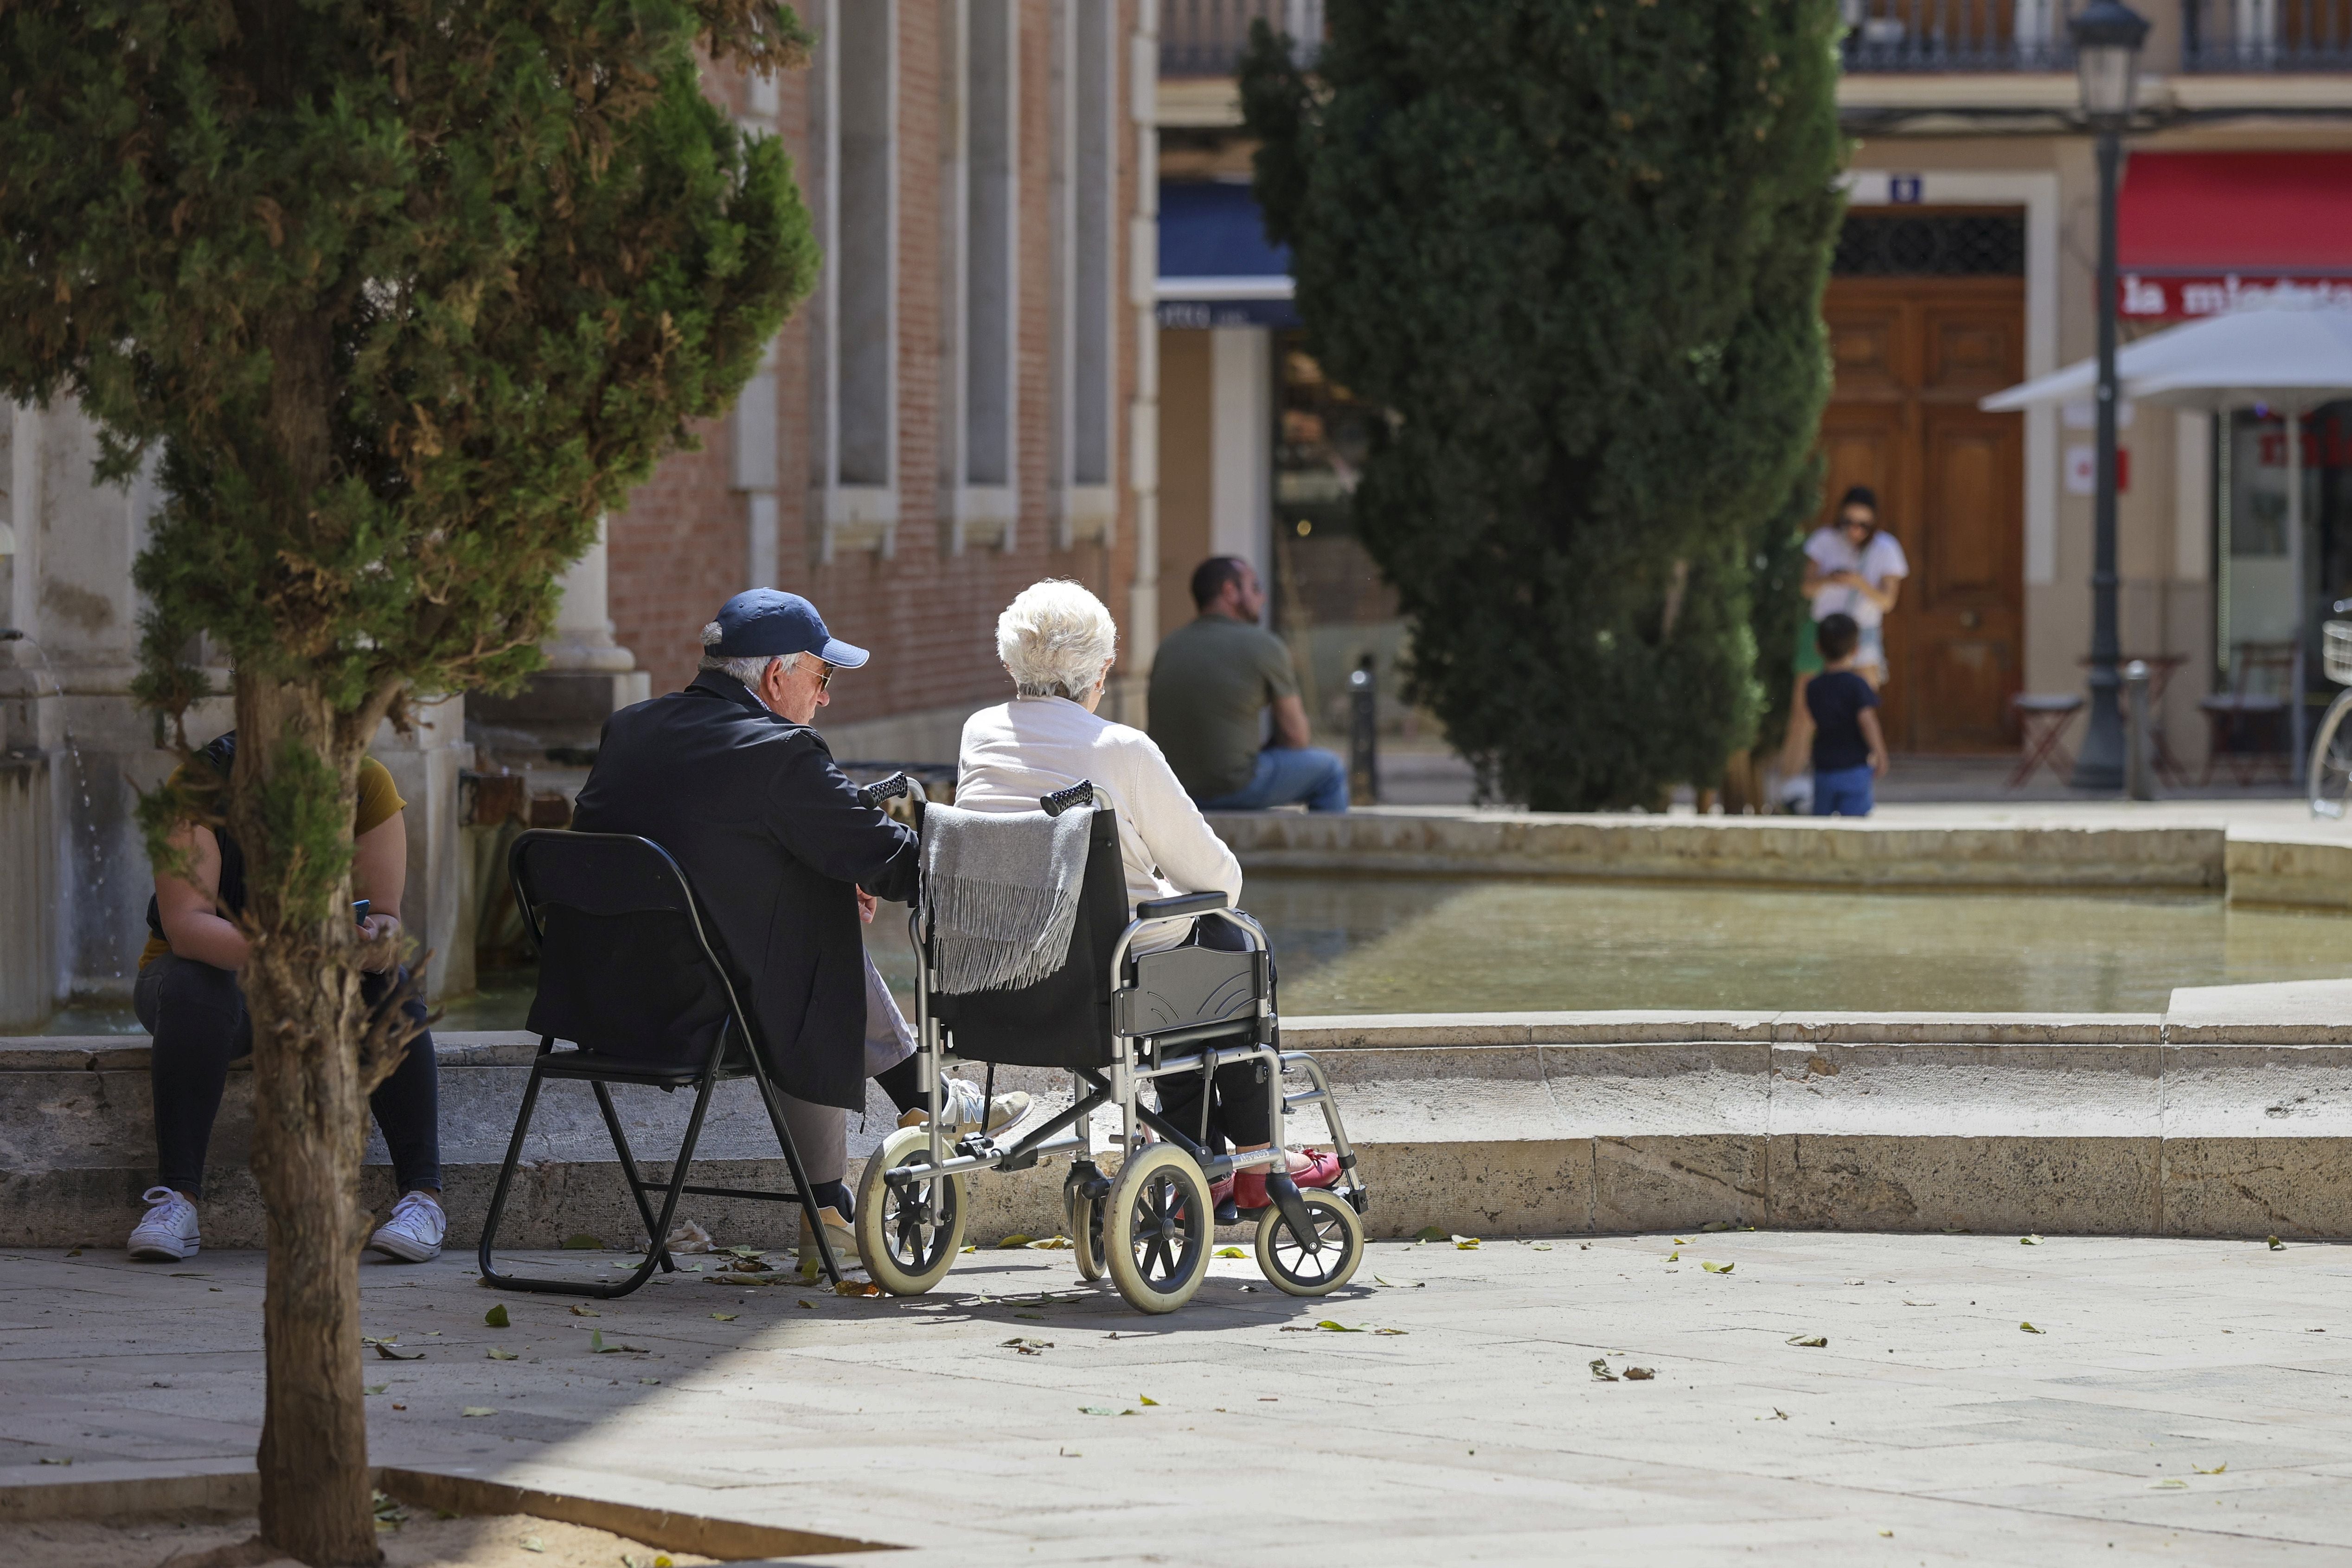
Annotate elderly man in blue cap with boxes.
[571,589,1018,1269]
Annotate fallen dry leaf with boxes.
[2019,1321,2045,1334]
[568,1305,600,1317]
[373,1343,423,1361]
[1215,1247,1247,1258]
[1788,1335,1828,1348]
[460,1407,495,1418]
[1700,1261,1733,1275]
[486,1348,517,1361]
[1622,1366,1655,1381]
[2194,1463,2226,1475]
[483,1304,510,1328]
[2020,1234,2043,1246]
[1589,1359,1618,1382]
[2269,1235,2286,1251]
[711,1312,738,1322]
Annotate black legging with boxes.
[135,953,441,1198]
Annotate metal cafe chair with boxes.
[2200,640,2297,787]
[477,830,844,1299]
[2006,692,2084,788]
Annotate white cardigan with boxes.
[956,697,1243,922]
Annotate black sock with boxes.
[809,1180,853,1221]
[875,1056,923,1116]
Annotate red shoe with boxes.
[1232,1151,1342,1212]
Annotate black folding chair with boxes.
[477,829,844,1298]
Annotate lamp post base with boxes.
[2070,678,2126,791]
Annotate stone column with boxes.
[468,518,648,754]
[369,692,470,1002]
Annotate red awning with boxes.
[2117,152,2352,320]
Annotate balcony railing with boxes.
[1160,0,1324,79]
[2184,0,2352,69]
[1840,0,2081,71]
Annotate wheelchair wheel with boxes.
[1102,1143,1212,1314]
[855,1126,968,1296]
[1254,1189,1365,1297]
[1065,1167,1109,1282]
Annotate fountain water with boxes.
[6,633,122,995]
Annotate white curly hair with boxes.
[997,580,1117,700]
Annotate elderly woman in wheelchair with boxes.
[849,581,1366,1314]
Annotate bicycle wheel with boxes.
[2308,691,2352,819]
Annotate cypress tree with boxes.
[1243,1,1844,808]
[0,2,815,1559]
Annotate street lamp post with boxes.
[2067,0,2150,791]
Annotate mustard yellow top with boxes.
[138,756,404,970]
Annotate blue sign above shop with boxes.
[1158,180,1299,330]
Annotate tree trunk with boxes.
[231,672,381,1568]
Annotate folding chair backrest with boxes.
[511,830,742,1070]
[931,806,1128,1069]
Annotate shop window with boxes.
[2216,403,2352,719]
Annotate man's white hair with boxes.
[699,621,801,689]
[997,580,1116,700]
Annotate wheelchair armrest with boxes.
[1135,890,1229,922]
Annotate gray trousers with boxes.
[777,949,915,1185]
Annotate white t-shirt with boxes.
[956,696,1243,946]
[1805,526,1909,629]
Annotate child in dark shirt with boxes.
[1804,614,1888,817]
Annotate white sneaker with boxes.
[1776,773,1814,814]
[128,1187,199,1262]
[897,1078,1032,1135]
[797,1205,860,1275]
[367,1191,447,1262]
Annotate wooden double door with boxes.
[1819,275,2025,753]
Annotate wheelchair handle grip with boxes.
[1134,890,1229,921]
[860,771,927,808]
[1039,779,1096,817]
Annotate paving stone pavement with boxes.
[4,1232,2351,1565]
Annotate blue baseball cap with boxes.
[709,589,869,668]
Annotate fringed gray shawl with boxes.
[920,802,1093,994]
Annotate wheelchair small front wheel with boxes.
[855,1126,968,1296]
[1065,1167,1109,1282]
[1255,1189,1365,1297]
[1102,1143,1211,1314]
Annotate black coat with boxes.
[569,672,919,1109]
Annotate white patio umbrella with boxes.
[1981,301,2352,763]
[1979,301,2352,415]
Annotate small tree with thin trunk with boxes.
[0,2,816,1560]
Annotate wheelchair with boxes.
[852,776,1369,1315]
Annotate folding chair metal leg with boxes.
[745,1066,844,1286]
[591,1080,676,1275]
[476,1065,667,1299]
[479,1058,722,1300]
[633,1074,722,1293]
[476,1063,549,1285]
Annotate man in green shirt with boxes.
[1146,557,1348,812]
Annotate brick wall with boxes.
[607,0,1146,732]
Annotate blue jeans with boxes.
[1195,747,1350,813]
[1812,764,1875,818]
